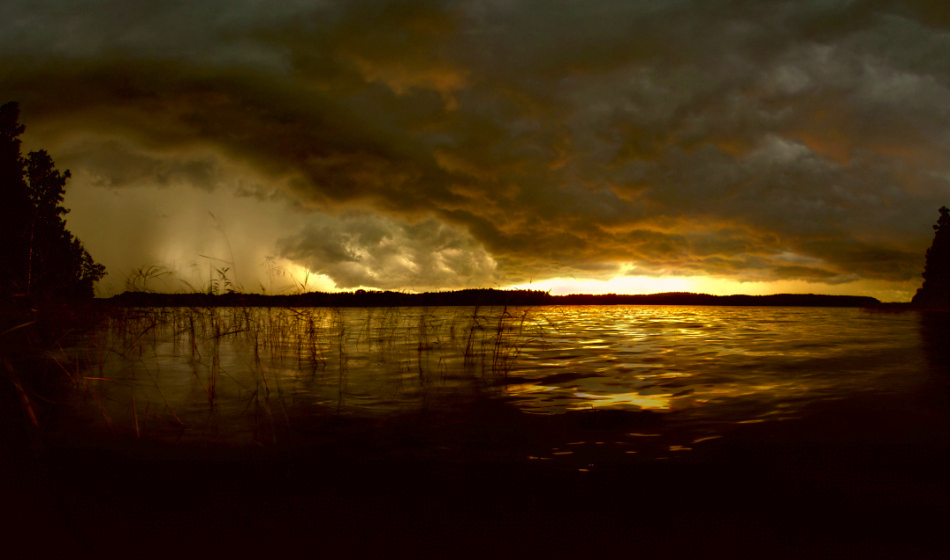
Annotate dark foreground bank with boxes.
[4,391,950,559]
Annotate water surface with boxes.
[49,305,946,465]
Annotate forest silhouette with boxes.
[913,206,950,307]
[0,102,104,300]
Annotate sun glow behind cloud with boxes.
[507,275,694,296]
[267,263,337,295]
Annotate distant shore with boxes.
[105,288,884,308]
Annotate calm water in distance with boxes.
[51,305,947,463]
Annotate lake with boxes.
[13,303,950,557]
[46,304,950,467]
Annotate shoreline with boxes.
[102,289,884,308]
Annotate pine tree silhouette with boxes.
[912,206,950,307]
[0,102,32,297]
[0,102,105,299]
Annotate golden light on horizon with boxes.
[275,263,337,294]
[507,275,695,296]
[506,274,918,302]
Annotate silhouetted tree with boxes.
[0,102,105,299]
[912,206,950,307]
[0,102,31,297]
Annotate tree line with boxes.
[0,102,105,299]
[913,206,950,307]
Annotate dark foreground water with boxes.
[7,305,950,558]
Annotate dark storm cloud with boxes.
[3,0,950,293]
[277,213,497,290]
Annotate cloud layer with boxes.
[3,0,950,298]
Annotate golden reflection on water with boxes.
[569,392,671,410]
[51,304,932,459]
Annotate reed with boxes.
[12,297,546,449]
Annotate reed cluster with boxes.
[13,303,546,448]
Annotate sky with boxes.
[3,0,950,301]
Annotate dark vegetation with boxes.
[110,288,881,308]
[0,102,105,301]
[913,205,950,307]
